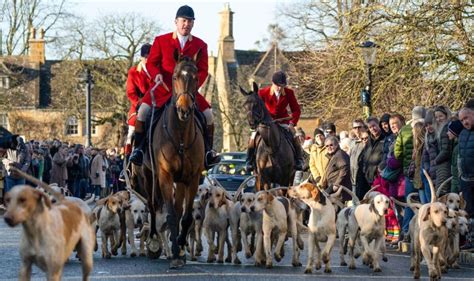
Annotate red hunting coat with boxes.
[258,86,301,125]
[142,31,210,111]
[126,65,151,125]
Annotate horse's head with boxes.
[240,82,270,129]
[172,49,200,121]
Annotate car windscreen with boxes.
[211,162,250,176]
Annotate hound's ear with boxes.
[173,48,180,62]
[252,82,259,94]
[438,195,447,204]
[36,190,52,209]
[423,206,431,221]
[317,191,326,206]
[267,191,274,202]
[193,48,201,62]
[369,201,376,213]
[460,194,466,210]
[240,86,249,96]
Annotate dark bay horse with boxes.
[142,50,205,268]
[240,82,295,190]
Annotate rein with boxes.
[258,123,282,155]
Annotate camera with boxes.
[0,134,19,150]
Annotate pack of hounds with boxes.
[2,168,469,281]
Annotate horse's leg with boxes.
[174,183,185,235]
[177,177,199,251]
[159,170,183,268]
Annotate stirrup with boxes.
[205,150,221,169]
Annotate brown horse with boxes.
[141,50,205,268]
[240,82,295,190]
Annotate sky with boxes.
[73,0,288,55]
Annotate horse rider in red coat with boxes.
[246,71,305,171]
[124,43,152,156]
[130,5,220,167]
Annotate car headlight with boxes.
[247,177,256,187]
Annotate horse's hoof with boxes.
[148,236,160,253]
[147,249,161,260]
[169,259,185,269]
[130,252,137,258]
[304,268,312,274]
[225,257,232,263]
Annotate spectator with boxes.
[51,145,69,187]
[360,117,385,197]
[31,148,44,181]
[395,105,425,242]
[320,136,351,202]
[384,114,406,201]
[309,128,329,186]
[350,119,368,193]
[412,121,431,203]
[433,105,453,195]
[2,137,30,193]
[67,145,89,198]
[458,106,474,250]
[41,144,52,184]
[422,109,438,186]
[354,130,370,198]
[339,131,349,140]
[447,119,463,193]
[90,148,107,200]
[380,113,392,136]
[322,122,337,138]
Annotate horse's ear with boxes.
[173,48,180,62]
[239,86,249,96]
[252,82,259,94]
[193,48,201,62]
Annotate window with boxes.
[66,116,79,135]
[91,117,98,135]
[0,114,8,129]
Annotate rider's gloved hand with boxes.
[154,74,163,85]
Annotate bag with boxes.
[381,166,401,182]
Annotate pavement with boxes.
[0,216,473,281]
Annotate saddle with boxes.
[143,103,206,152]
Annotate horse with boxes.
[240,82,295,191]
[141,50,205,268]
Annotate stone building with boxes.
[0,28,120,147]
[202,3,319,152]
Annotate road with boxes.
[0,217,472,281]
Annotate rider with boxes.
[129,5,220,167]
[124,43,152,156]
[245,70,305,171]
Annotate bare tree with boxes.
[280,0,473,124]
[1,0,70,55]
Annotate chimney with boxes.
[28,26,45,64]
[218,3,235,62]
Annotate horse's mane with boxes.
[249,91,273,125]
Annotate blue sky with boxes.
[73,0,287,55]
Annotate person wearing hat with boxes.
[131,5,220,168]
[246,70,304,171]
[447,119,463,193]
[309,128,329,186]
[124,43,152,156]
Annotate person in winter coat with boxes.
[309,128,329,186]
[51,145,69,187]
[90,148,107,200]
[350,119,368,193]
[412,121,431,203]
[320,136,352,202]
[361,117,385,195]
[422,109,438,184]
[433,105,453,195]
[394,105,425,241]
[458,106,474,250]
[2,137,30,193]
[447,119,464,193]
[67,145,89,199]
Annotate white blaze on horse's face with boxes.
[174,63,197,121]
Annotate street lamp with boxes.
[359,41,378,118]
[80,69,94,147]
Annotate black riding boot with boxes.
[130,120,146,166]
[245,139,256,172]
[292,137,305,171]
[205,124,221,169]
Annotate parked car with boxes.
[218,152,246,161]
[205,159,255,195]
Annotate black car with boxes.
[206,159,255,195]
[218,152,246,161]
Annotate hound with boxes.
[239,192,263,263]
[94,195,121,258]
[4,185,94,281]
[288,183,336,274]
